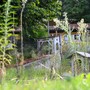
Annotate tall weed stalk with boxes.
[77,19,88,52]
[0,0,16,72]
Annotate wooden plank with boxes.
[76,51,90,58]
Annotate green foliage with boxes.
[62,0,90,22]
[1,0,62,38]
[1,68,90,90]
[23,0,62,38]
[23,44,37,59]
[0,0,17,67]
[25,23,48,38]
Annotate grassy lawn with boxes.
[0,68,90,90]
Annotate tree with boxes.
[22,0,62,38]
[62,0,90,23]
[0,0,62,38]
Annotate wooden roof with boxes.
[49,23,90,34]
[76,51,90,58]
[69,23,90,30]
[68,51,90,59]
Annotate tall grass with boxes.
[1,68,90,90]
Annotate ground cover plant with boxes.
[0,68,90,90]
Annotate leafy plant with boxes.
[59,12,73,44]
[1,68,90,90]
[0,0,17,68]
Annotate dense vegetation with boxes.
[0,0,90,90]
[0,0,90,38]
[62,0,90,22]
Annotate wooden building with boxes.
[49,19,90,43]
[37,19,90,55]
[71,51,90,76]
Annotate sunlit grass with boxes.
[0,68,90,90]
